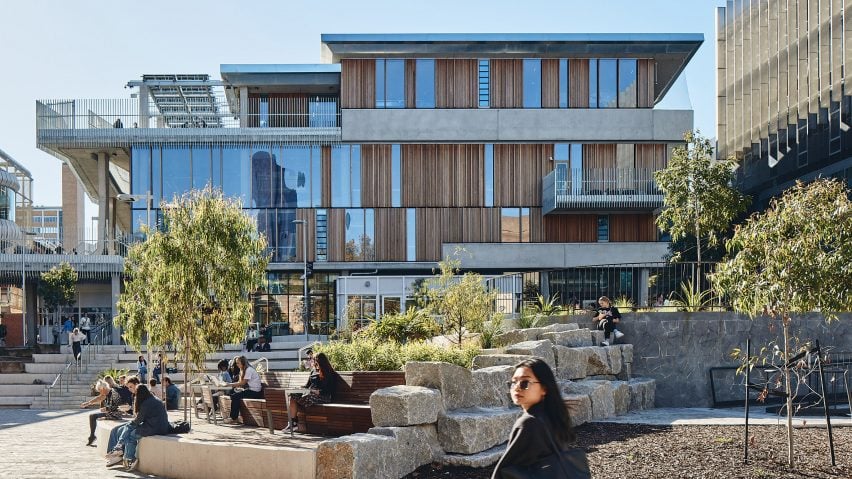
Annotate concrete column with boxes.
[96,152,110,254]
[239,87,249,127]
[638,268,650,309]
[139,85,149,128]
[110,274,122,345]
[61,164,85,252]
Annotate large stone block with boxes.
[590,330,606,345]
[574,346,610,376]
[538,323,580,334]
[442,443,506,468]
[405,361,476,410]
[611,381,630,415]
[437,407,521,454]
[495,327,545,346]
[618,343,634,364]
[563,380,615,419]
[471,354,532,370]
[539,329,592,347]
[368,425,443,477]
[472,365,514,408]
[563,393,592,426]
[370,385,442,427]
[604,346,622,376]
[316,433,397,479]
[628,378,656,411]
[505,340,555,370]
[552,345,590,380]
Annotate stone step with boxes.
[441,443,505,468]
[437,407,521,455]
[113,350,300,362]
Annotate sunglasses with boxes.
[506,379,541,390]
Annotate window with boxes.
[559,59,569,108]
[316,209,328,261]
[309,96,338,127]
[259,95,269,127]
[280,147,311,207]
[598,59,618,108]
[554,144,570,192]
[311,146,322,207]
[484,144,494,207]
[376,59,405,109]
[520,208,530,242]
[406,208,416,261]
[192,145,211,190]
[344,209,375,261]
[589,59,598,108]
[618,59,637,108]
[331,145,361,207]
[523,59,542,108]
[570,144,583,194]
[161,146,191,202]
[501,208,521,242]
[597,215,609,242]
[131,146,151,208]
[830,99,841,155]
[222,145,250,205]
[392,144,401,207]
[478,59,490,108]
[415,59,435,108]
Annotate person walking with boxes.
[68,328,86,361]
[594,296,624,346]
[79,313,91,344]
[492,358,589,479]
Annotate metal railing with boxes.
[46,324,110,408]
[542,167,663,213]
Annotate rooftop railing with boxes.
[542,167,663,213]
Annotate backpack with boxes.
[168,420,191,434]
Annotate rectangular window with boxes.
[484,144,494,207]
[570,144,583,195]
[351,145,361,207]
[162,146,191,202]
[331,145,361,207]
[597,215,609,242]
[501,208,521,242]
[309,96,338,127]
[406,208,416,261]
[191,145,211,190]
[375,59,386,108]
[281,147,311,207]
[392,144,401,207]
[520,208,530,242]
[311,146,322,207]
[559,59,569,108]
[618,59,637,108]
[554,144,569,192]
[523,59,542,108]
[376,59,405,109]
[415,59,435,108]
[315,209,328,262]
[589,59,598,108]
[222,145,250,205]
[344,209,375,261]
[251,146,274,207]
[259,95,269,127]
[478,59,490,108]
[598,59,618,108]
[131,146,151,208]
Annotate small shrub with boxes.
[670,280,713,312]
[315,338,479,371]
[98,367,130,381]
[362,308,439,344]
[613,295,635,311]
[476,314,505,349]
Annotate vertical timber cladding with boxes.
[490,59,524,108]
[375,208,406,261]
[360,144,393,207]
[435,59,478,108]
[295,208,316,262]
[416,208,501,261]
[569,59,590,108]
[321,146,331,207]
[340,59,376,109]
[637,59,654,108]
[609,214,657,242]
[493,144,553,206]
[401,144,484,207]
[327,208,346,262]
[541,59,560,108]
[543,215,597,242]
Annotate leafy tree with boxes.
[40,262,77,325]
[424,254,497,346]
[713,178,852,467]
[655,130,750,288]
[116,188,269,419]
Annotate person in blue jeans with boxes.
[105,385,169,471]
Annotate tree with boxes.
[424,253,497,346]
[40,262,77,326]
[655,130,750,289]
[116,188,269,420]
[712,178,852,467]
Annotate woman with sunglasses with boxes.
[492,358,585,478]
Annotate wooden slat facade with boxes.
[295,209,316,262]
[360,144,393,207]
[435,59,478,108]
[415,208,501,261]
[341,59,375,109]
[541,59,560,108]
[569,59,590,108]
[634,144,668,170]
[401,144,484,207]
[327,208,346,262]
[493,144,553,206]
[637,59,655,108]
[405,60,417,109]
[490,59,524,108]
[543,214,598,242]
[375,208,406,261]
[609,214,657,242]
[321,146,331,207]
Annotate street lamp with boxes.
[292,219,309,339]
[116,191,153,364]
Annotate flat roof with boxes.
[321,32,704,43]
[220,64,341,90]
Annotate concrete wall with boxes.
[444,242,670,269]
[342,108,693,143]
[623,312,852,407]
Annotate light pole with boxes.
[292,219,309,339]
[116,191,153,365]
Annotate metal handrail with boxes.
[45,324,109,408]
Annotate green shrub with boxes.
[98,367,130,381]
[315,338,479,371]
[477,315,505,349]
[361,308,439,344]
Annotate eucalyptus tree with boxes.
[116,188,269,419]
[40,262,77,327]
[655,130,749,289]
[713,178,852,467]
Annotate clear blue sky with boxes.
[0,0,721,208]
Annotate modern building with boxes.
[36,33,702,332]
[30,206,63,248]
[716,0,852,207]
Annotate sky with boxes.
[0,0,722,210]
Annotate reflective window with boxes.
[316,209,328,262]
[162,146,191,202]
[597,215,609,242]
[415,59,435,108]
[222,145,250,205]
[351,145,361,207]
[375,59,386,108]
[520,208,530,242]
[331,145,361,207]
[311,146,322,207]
[281,147,310,207]
[309,96,338,127]
[598,59,618,108]
[501,208,520,242]
[0,187,13,221]
[570,144,583,195]
[376,59,405,109]
[392,145,401,207]
[251,146,274,208]
[131,146,150,208]
[344,209,375,261]
[559,59,569,108]
[589,59,598,108]
[406,208,416,261]
[259,95,269,127]
[484,144,494,207]
[523,59,542,108]
[478,59,490,108]
[618,59,637,108]
[192,145,211,190]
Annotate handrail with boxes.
[45,323,110,408]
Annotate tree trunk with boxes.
[782,318,795,467]
[694,221,702,293]
[183,332,190,423]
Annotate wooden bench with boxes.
[236,372,311,429]
[296,371,405,436]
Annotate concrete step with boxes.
[0,396,35,407]
[0,373,57,384]
[0,384,49,396]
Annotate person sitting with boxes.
[105,384,169,471]
[162,377,181,411]
[245,325,259,352]
[253,336,271,352]
[285,352,339,433]
[211,359,232,410]
[113,376,138,409]
[223,356,263,424]
[152,353,168,383]
[80,377,125,447]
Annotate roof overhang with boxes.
[220,64,341,94]
[321,33,703,104]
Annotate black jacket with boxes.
[491,403,572,479]
[305,371,338,398]
[131,396,170,437]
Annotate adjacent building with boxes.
[36,33,702,332]
[717,0,852,207]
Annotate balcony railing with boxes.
[542,167,663,213]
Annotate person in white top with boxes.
[223,356,263,424]
[79,314,91,344]
[69,328,87,361]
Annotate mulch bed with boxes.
[406,423,852,478]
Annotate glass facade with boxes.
[484,144,494,207]
[559,59,569,108]
[256,272,337,335]
[344,209,375,261]
[415,59,435,108]
[597,59,618,108]
[376,59,405,108]
[406,208,416,261]
[331,145,361,207]
[618,59,637,108]
[523,59,542,108]
[478,59,490,108]
[392,144,401,207]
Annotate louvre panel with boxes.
[341,59,375,109]
[493,144,553,206]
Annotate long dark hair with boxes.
[514,358,576,445]
[133,384,152,414]
[314,352,336,380]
